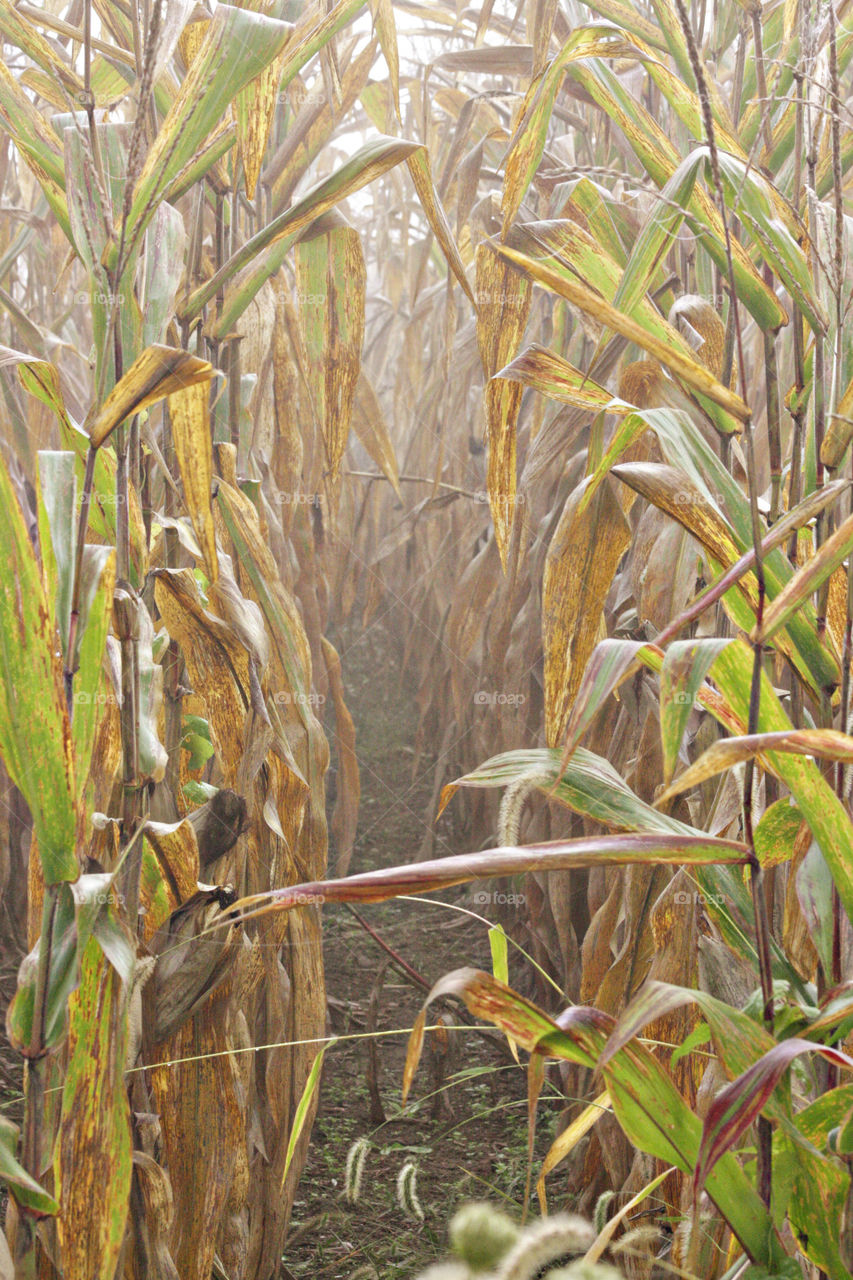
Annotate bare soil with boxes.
[282,606,565,1279]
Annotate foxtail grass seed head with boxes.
[592,1190,615,1237]
[610,1225,660,1257]
[449,1201,520,1272]
[498,769,552,846]
[396,1160,424,1221]
[495,1215,595,1280]
[344,1137,369,1204]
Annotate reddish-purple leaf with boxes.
[559,638,651,768]
[227,832,750,925]
[695,1039,853,1194]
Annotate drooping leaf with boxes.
[54,937,132,1280]
[281,1040,336,1189]
[659,639,732,783]
[168,381,218,581]
[235,22,294,202]
[0,1116,58,1217]
[295,223,366,487]
[227,830,750,925]
[543,476,630,746]
[536,1091,611,1214]
[407,147,475,302]
[495,243,749,420]
[475,244,533,566]
[494,343,618,413]
[696,1038,853,1194]
[658,729,853,807]
[351,371,401,498]
[0,448,77,882]
[89,345,213,449]
[561,638,652,764]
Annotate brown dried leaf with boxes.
[475,243,533,568]
[295,224,366,488]
[543,476,631,747]
[55,939,131,1280]
[153,568,250,785]
[322,637,360,876]
[168,381,218,581]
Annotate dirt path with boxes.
[283,607,563,1279]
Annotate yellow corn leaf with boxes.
[55,938,131,1280]
[537,1090,611,1214]
[821,373,853,470]
[89,346,213,449]
[168,381,218,582]
[407,147,475,303]
[495,244,750,422]
[352,370,401,498]
[295,223,366,487]
[236,32,294,200]
[656,728,853,808]
[475,244,533,569]
[153,568,251,787]
[543,476,631,746]
[495,343,625,413]
[368,0,400,119]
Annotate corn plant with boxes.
[0,0,471,1276]
[198,0,853,1276]
[2,0,853,1277]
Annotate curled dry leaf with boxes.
[475,243,533,569]
[543,475,630,747]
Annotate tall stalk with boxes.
[671,0,776,1208]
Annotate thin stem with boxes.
[671,0,775,1207]
[763,269,782,522]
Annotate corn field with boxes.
[0,0,852,1276]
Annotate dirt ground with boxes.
[282,605,566,1279]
